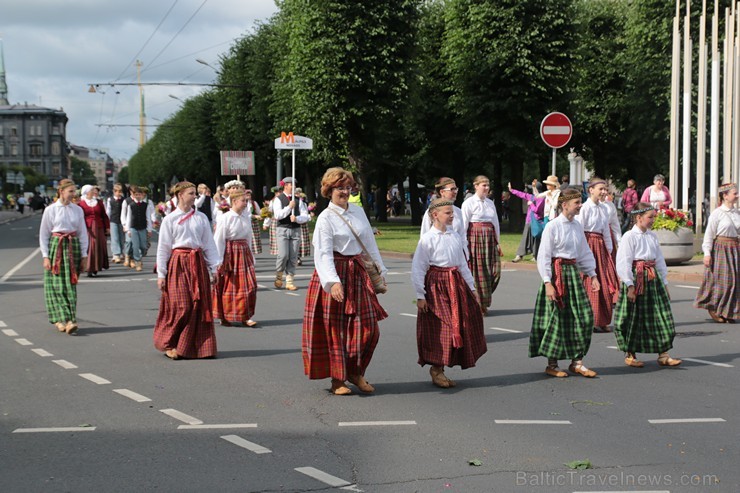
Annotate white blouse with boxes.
[420,205,469,257]
[538,189,561,220]
[603,199,622,245]
[702,205,740,256]
[649,188,667,208]
[213,210,254,262]
[39,200,89,258]
[121,199,155,232]
[312,202,387,292]
[616,226,668,286]
[272,196,310,224]
[537,214,596,283]
[156,207,220,278]
[576,198,613,253]
[461,195,501,239]
[411,226,475,299]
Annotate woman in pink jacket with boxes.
[640,174,672,209]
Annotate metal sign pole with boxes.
[551,148,557,176]
[291,149,296,199]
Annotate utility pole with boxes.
[137,60,147,148]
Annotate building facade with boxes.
[69,144,115,191]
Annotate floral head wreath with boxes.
[630,206,655,215]
[718,183,737,193]
[171,181,195,196]
[558,190,582,205]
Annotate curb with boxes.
[0,210,41,226]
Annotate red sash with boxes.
[52,232,79,285]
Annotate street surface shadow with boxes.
[485,332,529,343]
[75,324,153,335]
[375,372,543,395]
[217,348,301,359]
[674,329,723,337]
[489,308,536,316]
[249,318,304,328]
[0,283,40,293]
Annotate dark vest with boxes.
[197,195,212,221]
[108,197,123,224]
[130,201,149,231]
[276,194,300,228]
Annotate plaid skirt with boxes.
[299,223,311,258]
[302,252,388,381]
[417,266,487,368]
[529,262,594,360]
[695,236,740,320]
[251,219,263,254]
[467,222,501,309]
[154,248,217,359]
[212,240,257,323]
[582,232,619,327]
[86,225,109,273]
[44,234,81,324]
[268,221,278,255]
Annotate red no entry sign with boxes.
[540,112,572,149]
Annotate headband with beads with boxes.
[428,199,454,211]
[630,206,655,215]
[171,181,195,196]
[435,177,456,189]
[587,180,606,188]
[719,183,737,193]
[558,190,582,204]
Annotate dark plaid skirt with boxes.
[299,223,311,258]
[417,266,487,368]
[268,221,278,256]
[695,236,739,320]
[467,222,501,309]
[86,225,109,273]
[251,218,263,254]
[614,262,675,354]
[44,234,81,324]
[302,252,388,381]
[154,248,217,359]
[582,232,619,327]
[212,240,257,323]
[529,263,594,360]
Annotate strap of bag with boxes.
[328,207,374,260]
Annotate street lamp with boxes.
[196,58,217,71]
[169,94,184,102]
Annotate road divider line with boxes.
[573,491,670,493]
[675,284,700,290]
[159,408,203,425]
[0,247,41,283]
[221,434,271,454]
[683,358,734,368]
[257,284,267,289]
[294,467,354,488]
[13,427,96,433]
[15,338,33,346]
[52,359,77,369]
[494,419,572,425]
[178,424,257,430]
[399,313,417,318]
[0,321,6,327]
[113,389,152,402]
[2,328,18,336]
[488,327,523,333]
[286,292,300,297]
[648,418,725,424]
[31,348,53,357]
[338,421,417,427]
[79,373,111,385]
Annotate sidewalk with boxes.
[0,208,42,225]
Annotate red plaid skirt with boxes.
[154,248,217,358]
[467,221,501,309]
[582,232,619,327]
[251,219,263,254]
[302,252,388,380]
[212,239,257,323]
[86,225,109,273]
[417,266,487,368]
[299,223,311,258]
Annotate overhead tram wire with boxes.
[145,0,209,69]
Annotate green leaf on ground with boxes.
[564,459,592,470]
[468,459,483,466]
[78,423,93,427]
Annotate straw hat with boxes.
[543,175,560,187]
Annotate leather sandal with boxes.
[568,362,597,378]
[545,366,568,378]
[330,379,352,395]
[244,319,258,327]
[164,349,180,360]
[708,310,726,323]
[624,353,645,368]
[430,366,451,388]
[220,319,232,327]
[348,374,375,393]
[657,353,682,367]
[55,322,67,332]
[65,321,78,335]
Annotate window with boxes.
[29,126,35,136]
[30,144,43,157]
[37,125,43,136]
[11,127,17,137]
[51,142,60,156]
[52,125,60,135]
[52,164,61,176]
[0,143,4,156]
[11,143,18,156]
[0,125,3,135]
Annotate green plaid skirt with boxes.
[44,235,81,324]
[614,270,675,354]
[529,263,594,360]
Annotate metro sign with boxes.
[274,132,313,150]
[540,112,573,149]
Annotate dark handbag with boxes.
[530,210,547,238]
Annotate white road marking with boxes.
[10,226,33,230]
[178,424,257,430]
[294,467,354,488]
[257,284,267,289]
[338,421,417,427]
[682,358,734,368]
[675,284,700,290]
[221,434,271,454]
[256,274,310,280]
[648,418,725,424]
[2,329,18,336]
[159,408,203,425]
[15,338,32,346]
[113,389,152,402]
[52,359,78,369]
[13,427,96,433]
[0,247,41,283]
[399,313,417,318]
[494,420,572,425]
[607,346,618,349]
[0,320,6,327]
[500,269,517,272]
[488,327,523,333]
[31,348,53,357]
[573,491,670,493]
[78,373,111,385]
[286,292,300,297]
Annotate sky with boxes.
[1,0,279,162]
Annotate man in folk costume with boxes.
[194,183,214,227]
[154,182,221,360]
[121,185,155,272]
[245,189,263,254]
[40,179,89,335]
[106,183,126,263]
[271,177,310,290]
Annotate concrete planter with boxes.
[653,227,695,265]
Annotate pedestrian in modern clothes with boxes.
[78,185,110,277]
[420,177,468,257]
[620,179,639,232]
[106,183,126,263]
[529,188,600,378]
[302,168,388,395]
[271,177,309,291]
[640,174,672,209]
[508,180,544,262]
[40,179,89,335]
[154,182,220,360]
[412,198,486,388]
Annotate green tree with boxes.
[117,166,129,185]
[70,156,96,185]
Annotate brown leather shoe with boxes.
[657,353,682,366]
[568,362,597,378]
[545,366,568,378]
[65,321,78,335]
[164,349,180,360]
[430,366,451,388]
[708,310,727,323]
[330,379,352,395]
[55,322,67,332]
[625,353,645,368]
[348,374,375,393]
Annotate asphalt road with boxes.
[0,214,738,493]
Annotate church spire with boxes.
[0,38,9,105]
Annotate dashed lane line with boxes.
[13,427,96,433]
[573,491,670,493]
[159,408,203,425]
[648,418,726,424]
[52,359,78,369]
[675,284,700,290]
[113,389,152,403]
[488,327,524,333]
[79,373,111,385]
[179,424,258,430]
[294,467,359,491]
[338,421,417,427]
[14,338,32,346]
[0,247,41,283]
[2,329,18,336]
[0,320,6,327]
[494,420,572,425]
[399,313,417,318]
[31,348,53,357]
[221,434,272,454]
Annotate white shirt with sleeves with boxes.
[461,195,500,240]
[603,199,622,245]
[420,205,469,257]
[702,205,740,256]
[411,226,475,299]
[576,198,614,253]
[538,189,561,220]
[537,214,596,283]
[156,207,220,278]
[312,202,387,292]
[616,226,668,286]
[272,195,310,224]
[213,209,254,262]
[39,200,89,258]
[122,199,154,232]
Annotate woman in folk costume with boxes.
[212,189,258,328]
[461,175,502,315]
[78,184,110,277]
[245,189,263,255]
[602,192,622,264]
[303,167,388,395]
[420,177,468,257]
[529,188,601,378]
[154,182,221,360]
[296,188,311,265]
[614,203,681,368]
[40,179,89,335]
[575,177,619,333]
[412,198,486,388]
[695,183,740,323]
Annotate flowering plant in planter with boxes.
[652,208,693,232]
